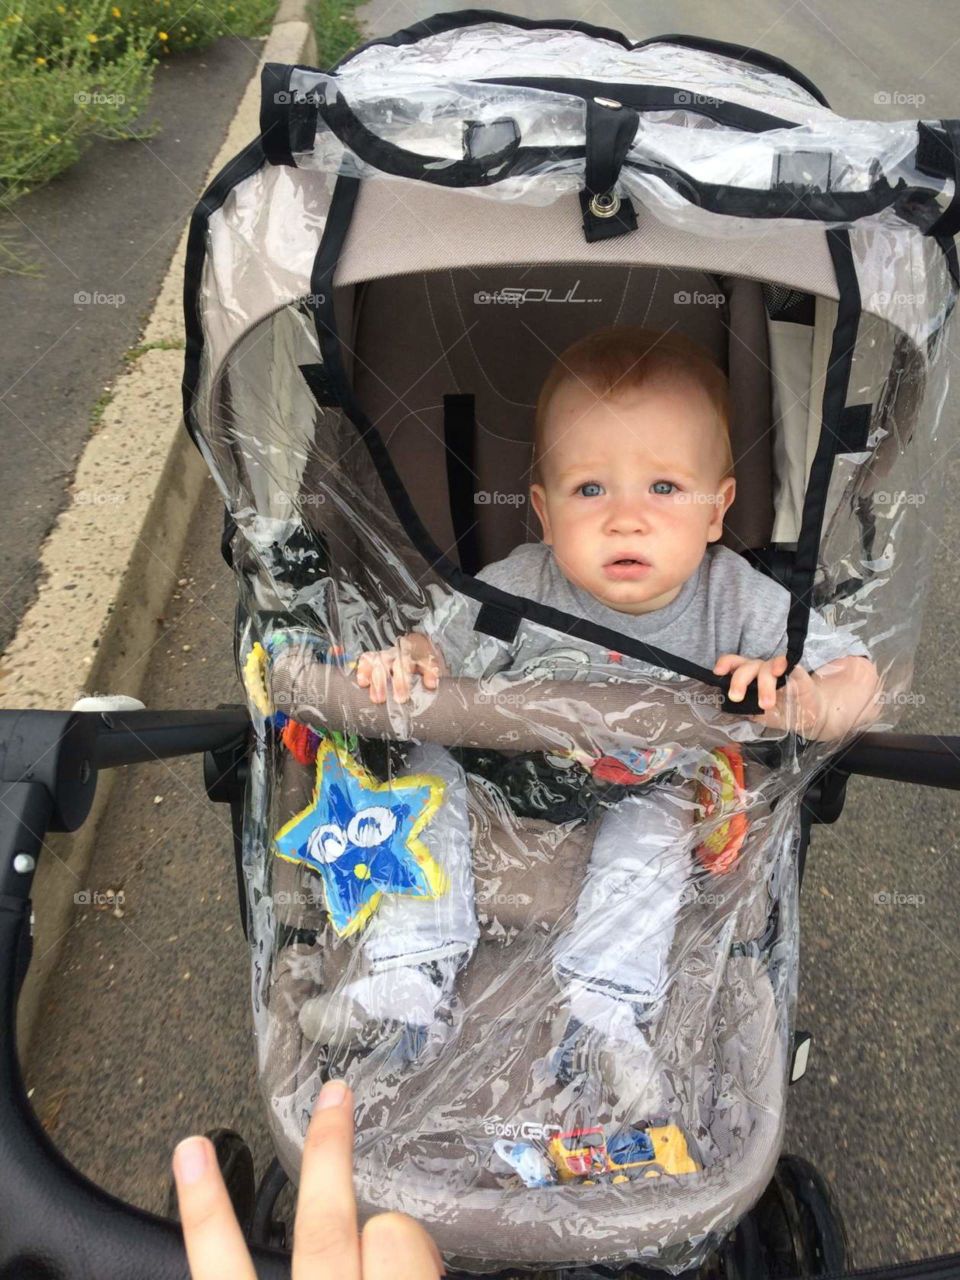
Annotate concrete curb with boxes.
[11,9,318,1053]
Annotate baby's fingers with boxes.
[713,653,743,677]
[391,651,416,703]
[758,656,789,710]
[726,659,762,702]
[369,650,397,704]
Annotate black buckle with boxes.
[580,96,639,242]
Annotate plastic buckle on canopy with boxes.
[580,97,639,243]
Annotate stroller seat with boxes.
[264,739,786,1270]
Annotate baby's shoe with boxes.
[552,987,666,1119]
[299,958,459,1071]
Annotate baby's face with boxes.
[529,376,736,615]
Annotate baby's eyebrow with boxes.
[555,461,702,484]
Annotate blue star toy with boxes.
[273,738,448,937]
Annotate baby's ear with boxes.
[529,483,552,543]
[707,476,737,541]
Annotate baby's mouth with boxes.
[603,556,651,579]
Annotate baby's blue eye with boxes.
[578,482,604,497]
[651,481,677,495]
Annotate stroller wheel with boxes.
[753,1154,847,1278]
[698,1212,766,1280]
[249,1156,291,1251]
[165,1129,256,1237]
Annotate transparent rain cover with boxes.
[183,15,958,1275]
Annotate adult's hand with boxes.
[173,1079,445,1278]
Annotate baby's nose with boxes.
[605,500,649,532]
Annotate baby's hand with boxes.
[355,633,443,704]
[714,652,829,737]
[713,653,789,712]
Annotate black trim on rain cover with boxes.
[786,229,863,666]
[301,174,788,714]
[265,69,941,232]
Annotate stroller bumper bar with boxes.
[0,706,956,1280]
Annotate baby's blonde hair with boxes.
[531,325,734,484]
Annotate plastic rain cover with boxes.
[183,15,958,1275]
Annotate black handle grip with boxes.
[0,900,291,1279]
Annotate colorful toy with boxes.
[242,631,357,765]
[495,1122,699,1189]
[577,744,678,787]
[693,745,749,874]
[272,738,448,937]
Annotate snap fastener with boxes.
[589,190,621,218]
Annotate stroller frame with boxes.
[3,8,960,1276]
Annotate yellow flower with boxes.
[157,29,167,39]
[86,32,98,42]
[35,55,46,64]
[112,5,121,14]
[56,4,66,11]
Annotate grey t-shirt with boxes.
[420,541,870,683]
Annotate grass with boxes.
[0,0,277,213]
[308,0,364,70]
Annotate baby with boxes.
[299,325,880,1101]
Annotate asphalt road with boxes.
[0,34,263,652]
[22,0,960,1274]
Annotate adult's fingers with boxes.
[361,1212,445,1280]
[293,1079,361,1280]
[173,1137,257,1280]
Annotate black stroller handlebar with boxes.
[0,709,289,1280]
[0,705,958,1279]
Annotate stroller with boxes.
[2,9,960,1279]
